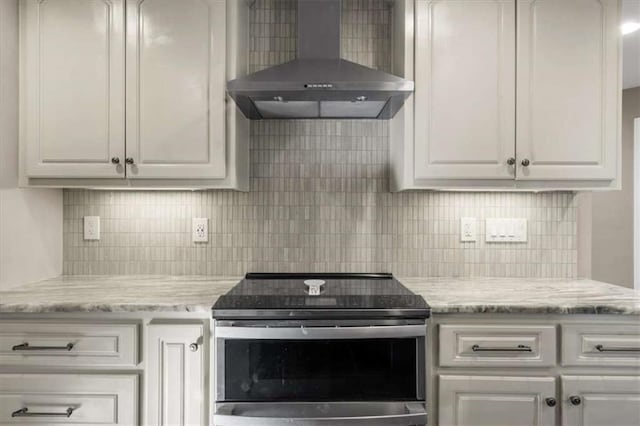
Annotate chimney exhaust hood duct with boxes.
[227,0,414,120]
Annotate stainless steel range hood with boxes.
[227,0,414,120]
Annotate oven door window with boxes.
[223,338,418,402]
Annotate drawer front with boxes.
[439,324,556,367]
[0,374,138,425]
[0,321,139,367]
[562,324,640,367]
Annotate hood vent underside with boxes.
[227,0,415,120]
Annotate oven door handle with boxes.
[213,403,427,426]
[215,324,426,340]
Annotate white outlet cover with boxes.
[83,216,100,240]
[460,217,477,242]
[192,218,208,243]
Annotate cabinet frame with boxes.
[390,0,622,191]
[19,0,249,190]
[430,314,640,426]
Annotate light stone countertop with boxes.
[0,275,638,315]
[0,275,240,313]
[402,277,640,315]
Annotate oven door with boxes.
[214,321,426,424]
[214,402,427,425]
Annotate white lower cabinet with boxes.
[146,323,206,426]
[438,375,556,426]
[0,373,138,425]
[562,376,640,426]
[435,317,640,426]
[0,317,211,426]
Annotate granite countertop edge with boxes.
[0,275,638,315]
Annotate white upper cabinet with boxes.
[516,0,620,182]
[20,0,249,189]
[21,0,126,179]
[125,0,227,180]
[391,0,621,191]
[414,0,516,180]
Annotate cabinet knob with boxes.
[506,157,516,166]
[545,398,557,407]
[111,157,120,164]
[189,343,198,352]
[125,157,135,165]
[521,158,531,167]
[569,396,582,406]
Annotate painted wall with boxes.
[0,0,62,288]
[591,87,640,288]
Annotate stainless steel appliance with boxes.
[226,0,414,120]
[212,273,430,425]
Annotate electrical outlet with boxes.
[460,217,477,242]
[83,216,100,240]
[192,218,208,243]
[486,218,527,242]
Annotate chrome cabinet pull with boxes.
[12,342,74,351]
[125,157,134,165]
[471,344,532,352]
[521,158,531,167]
[12,407,74,418]
[189,343,199,352]
[111,157,120,164]
[545,398,557,407]
[506,157,516,166]
[595,344,640,352]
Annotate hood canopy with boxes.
[227,0,414,120]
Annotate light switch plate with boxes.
[192,218,208,243]
[460,217,477,242]
[83,216,100,240]
[486,218,527,243]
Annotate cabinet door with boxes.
[562,376,640,426]
[21,0,126,179]
[414,0,516,180]
[147,323,206,426]
[125,0,226,180]
[516,0,620,181]
[439,375,556,426]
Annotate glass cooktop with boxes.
[212,273,430,320]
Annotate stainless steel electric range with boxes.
[212,273,430,426]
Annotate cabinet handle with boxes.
[12,407,74,418]
[471,344,532,352]
[189,343,199,352]
[506,157,516,166]
[125,157,135,165]
[521,158,531,167]
[569,396,582,406]
[12,342,74,351]
[545,398,557,407]
[595,344,640,352]
[111,157,120,164]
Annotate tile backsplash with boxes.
[62,0,577,278]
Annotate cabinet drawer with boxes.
[439,324,556,367]
[562,324,640,367]
[0,373,138,425]
[0,321,139,367]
